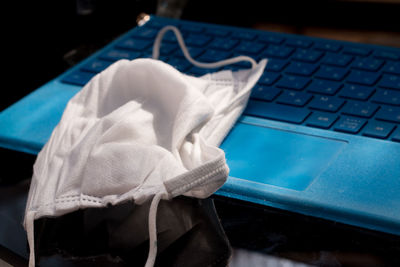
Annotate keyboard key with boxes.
[341,101,379,118]
[383,62,400,75]
[391,127,400,142]
[263,45,294,59]
[131,27,158,39]
[322,53,353,67]
[375,106,400,123]
[373,50,400,61]
[232,31,257,40]
[314,66,348,81]
[258,35,285,44]
[285,62,318,76]
[314,42,342,52]
[347,70,381,86]
[198,49,232,62]
[258,73,281,86]
[174,46,204,59]
[99,49,141,61]
[209,38,239,50]
[244,100,311,124]
[167,58,191,72]
[265,59,288,72]
[181,24,204,33]
[61,71,95,86]
[362,120,396,139]
[339,84,375,101]
[306,112,338,129]
[334,116,367,134]
[379,74,400,90]
[307,80,342,95]
[277,91,312,107]
[351,58,384,72]
[276,75,310,90]
[343,46,371,56]
[158,55,170,62]
[250,85,282,101]
[159,43,178,54]
[309,96,345,112]
[185,34,212,46]
[162,31,179,43]
[235,41,265,54]
[277,90,312,107]
[116,38,152,51]
[285,38,313,48]
[139,51,153,59]
[81,59,113,73]
[371,89,400,106]
[205,28,230,37]
[292,49,323,63]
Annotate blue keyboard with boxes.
[61,16,400,142]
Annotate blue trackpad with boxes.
[221,122,347,191]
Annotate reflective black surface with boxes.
[213,196,400,267]
[1,174,400,267]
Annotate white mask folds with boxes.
[24,25,267,267]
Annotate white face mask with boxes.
[24,25,267,267]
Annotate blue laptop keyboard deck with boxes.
[61,16,400,142]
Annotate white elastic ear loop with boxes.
[144,193,164,267]
[26,211,36,267]
[152,25,257,69]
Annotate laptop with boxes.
[0,15,399,236]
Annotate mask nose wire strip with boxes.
[144,192,164,267]
[152,25,257,69]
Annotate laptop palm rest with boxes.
[221,122,347,191]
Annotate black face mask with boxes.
[33,196,232,267]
